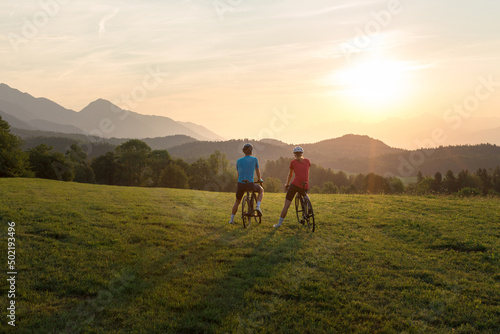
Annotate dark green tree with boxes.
[115,139,152,186]
[66,144,95,183]
[321,181,339,194]
[387,177,405,194]
[91,152,118,185]
[417,177,434,194]
[0,116,32,177]
[333,170,350,188]
[159,163,189,189]
[442,170,458,194]
[431,172,443,193]
[457,169,470,190]
[417,171,424,183]
[264,177,282,193]
[351,173,365,192]
[263,157,290,182]
[492,166,500,193]
[475,168,491,195]
[28,144,73,181]
[363,173,391,194]
[189,158,212,190]
[208,150,236,192]
[146,150,172,187]
[188,151,237,192]
[457,169,481,190]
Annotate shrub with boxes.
[457,187,481,197]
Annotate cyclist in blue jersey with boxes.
[229,143,264,224]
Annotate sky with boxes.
[1,0,500,143]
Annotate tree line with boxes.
[406,169,500,196]
[2,116,499,196]
[264,156,500,196]
[1,115,238,191]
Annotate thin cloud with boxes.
[99,8,120,37]
[10,4,18,17]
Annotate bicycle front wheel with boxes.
[242,195,252,228]
[304,197,315,232]
[251,193,261,224]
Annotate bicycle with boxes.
[241,179,263,228]
[294,182,315,232]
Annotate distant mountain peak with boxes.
[339,134,386,144]
[81,99,119,112]
[316,134,388,146]
[259,138,288,146]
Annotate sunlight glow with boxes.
[329,58,410,106]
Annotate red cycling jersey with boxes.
[290,158,311,189]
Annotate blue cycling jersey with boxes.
[236,155,259,183]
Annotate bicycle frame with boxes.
[294,182,315,232]
[241,180,262,228]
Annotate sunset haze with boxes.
[1,0,500,146]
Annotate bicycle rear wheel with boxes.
[251,193,261,224]
[242,195,252,228]
[304,197,315,232]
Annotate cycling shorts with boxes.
[286,183,308,201]
[236,182,262,200]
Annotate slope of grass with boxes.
[0,178,499,333]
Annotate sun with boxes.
[329,58,410,107]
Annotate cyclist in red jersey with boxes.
[274,146,311,228]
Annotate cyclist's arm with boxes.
[255,167,262,182]
[285,168,293,187]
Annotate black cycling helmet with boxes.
[242,143,253,154]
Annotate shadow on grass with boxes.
[173,229,312,333]
[22,225,234,333]
[19,223,312,333]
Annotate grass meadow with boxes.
[0,178,499,333]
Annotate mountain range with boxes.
[2,83,500,149]
[307,114,500,150]
[2,83,499,177]
[0,83,223,141]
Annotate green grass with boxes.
[0,178,499,333]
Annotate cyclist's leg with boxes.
[231,198,241,215]
[282,184,297,218]
[275,185,296,227]
[252,183,264,212]
[230,183,245,223]
[280,199,292,218]
[256,186,263,209]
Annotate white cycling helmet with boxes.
[293,146,304,154]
